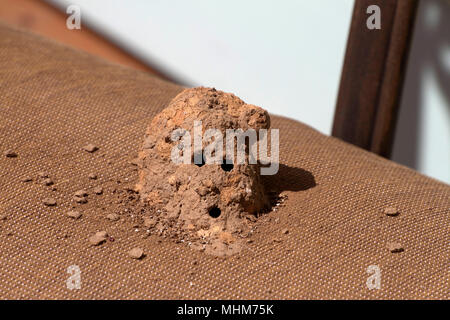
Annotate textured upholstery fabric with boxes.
[0,22,448,299]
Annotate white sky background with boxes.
[47,0,449,183]
[49,0,354,134]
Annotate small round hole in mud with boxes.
[221,160,234,172]
[209,206,221,218]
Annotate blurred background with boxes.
[0,0,448,183]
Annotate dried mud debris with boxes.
[43,178,54,186]
[93,187,103,195]
[88,173,97,180]
[73,190,88,204]
[74,190,88,197]
[89,231,108,246]
[43,198,57,206]
[67,210,82,219]
[387,242,404,253]
[74,196,87,204]
[83,144,98,153]
[128,247,144,259]
[384,207,400,216]
[106,213,120,221]
[108,181,259,257]
[4,149,17,158]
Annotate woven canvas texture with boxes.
[0,23,448,299]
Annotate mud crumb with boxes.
[384,207,400,216]
[143,217,157,228]
[43,198,57,206]
[387,242,404,253]
[74,190,88,197]
[43,178,54,186]
[281,228,289,234]
[22,177,33,182]
[89,231,108,246]
[106,213,120,221]
[73,196,87,204]
[128,247,144,259]
[0,215,7,221]
[83,144,98,153]
[4,150,17,158]
[93,187,103,195]
[67,211,82,219]
[88,173,98,180]
[74,190,88,204]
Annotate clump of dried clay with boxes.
[136,87,271,256]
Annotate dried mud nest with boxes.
[135,87,276,255]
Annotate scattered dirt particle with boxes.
[196,186,208,196]
[281,228,289,234]
[0,215,7,221]
[387,242,404,253]
[128,247,144,259]
[218,231,235,244]
[4,150,17,158]
[106,213,120,221]
[88,173,97,180]
[67,211,82,219]
[143,217,157,228]
[272,238,282,243]
[384,207,400,216]
[43,198,57,206]
[83,144,98,153]
[93,187,103,195]
[167,175,177,186]
[109,236,115,242]
[74,190,88,197]
[202,179,213,188]
[22,177,33,182]
[73,196,87,204]
[43,178,54,186]
[89,231,108,246]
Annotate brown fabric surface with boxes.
[0,23,448,300]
